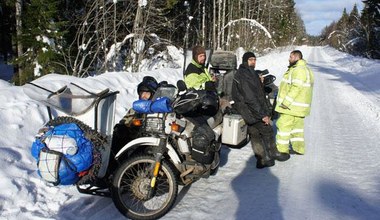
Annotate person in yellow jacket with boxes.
[275,50,314,156]
[184,45,215,90]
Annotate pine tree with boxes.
[0,0,14,63]
[335,8,349,51]
[346,4,366,55]
[361,0,380,58]
[17,0,68,83]
[270,0,303,47]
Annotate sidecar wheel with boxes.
[111,155,178,220]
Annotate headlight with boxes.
[144,116,164,134]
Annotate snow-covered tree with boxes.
[346,4,366,56]
[361,0,380,59]
[322,1,380,59]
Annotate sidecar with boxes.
[24,82,119,195]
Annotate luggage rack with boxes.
[24,82,119,136]
[25,81,120,181]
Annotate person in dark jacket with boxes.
[231,52,289,169]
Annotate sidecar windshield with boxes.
[24,82,109,116]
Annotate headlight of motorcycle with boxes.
[144,114,164,134]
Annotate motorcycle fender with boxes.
[166,144,182,165]
[115,137,181,165]
[115,137,160,159]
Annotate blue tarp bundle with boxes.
[133,97,173,113]
[31,123,93,185]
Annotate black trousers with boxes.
[247,122,276,160]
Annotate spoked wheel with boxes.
[111,155,178,220]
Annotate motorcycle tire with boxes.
[111,155,178,220]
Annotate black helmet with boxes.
[137,76,158,96]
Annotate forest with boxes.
[0,0,379,85]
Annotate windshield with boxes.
[152,85,177,102]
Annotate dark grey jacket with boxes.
[231,64,271,125]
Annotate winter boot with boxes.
[268,145,290,161]
[255,155,275,169]
[271,150,290,161]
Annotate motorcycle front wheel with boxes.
[111,155,178,220]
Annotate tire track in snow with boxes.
[318,48,380,121]
[308,47,380,217]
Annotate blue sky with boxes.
[294,0,364,36]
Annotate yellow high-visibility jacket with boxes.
[275,59,314,117]
[184,60,213,90]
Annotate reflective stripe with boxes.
[277,98,310,108]
[277,139,290,145]
[285,96,294,102]
[277,129,304,136]
[292,102,310,107]
[290,137,304,142]
[277,131,291,136]
[291,129,304,133]
[293,79,312,87]
[282,78,292,84]
[292,79,302,84]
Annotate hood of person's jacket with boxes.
[191,59,205,68]
[239,63,257,74]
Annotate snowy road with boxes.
[1,46,380,220]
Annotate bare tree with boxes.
[63,1,137,76]
[15,0,23,84]
[212,0,217,50]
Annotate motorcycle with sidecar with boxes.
[25,79,248,220]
